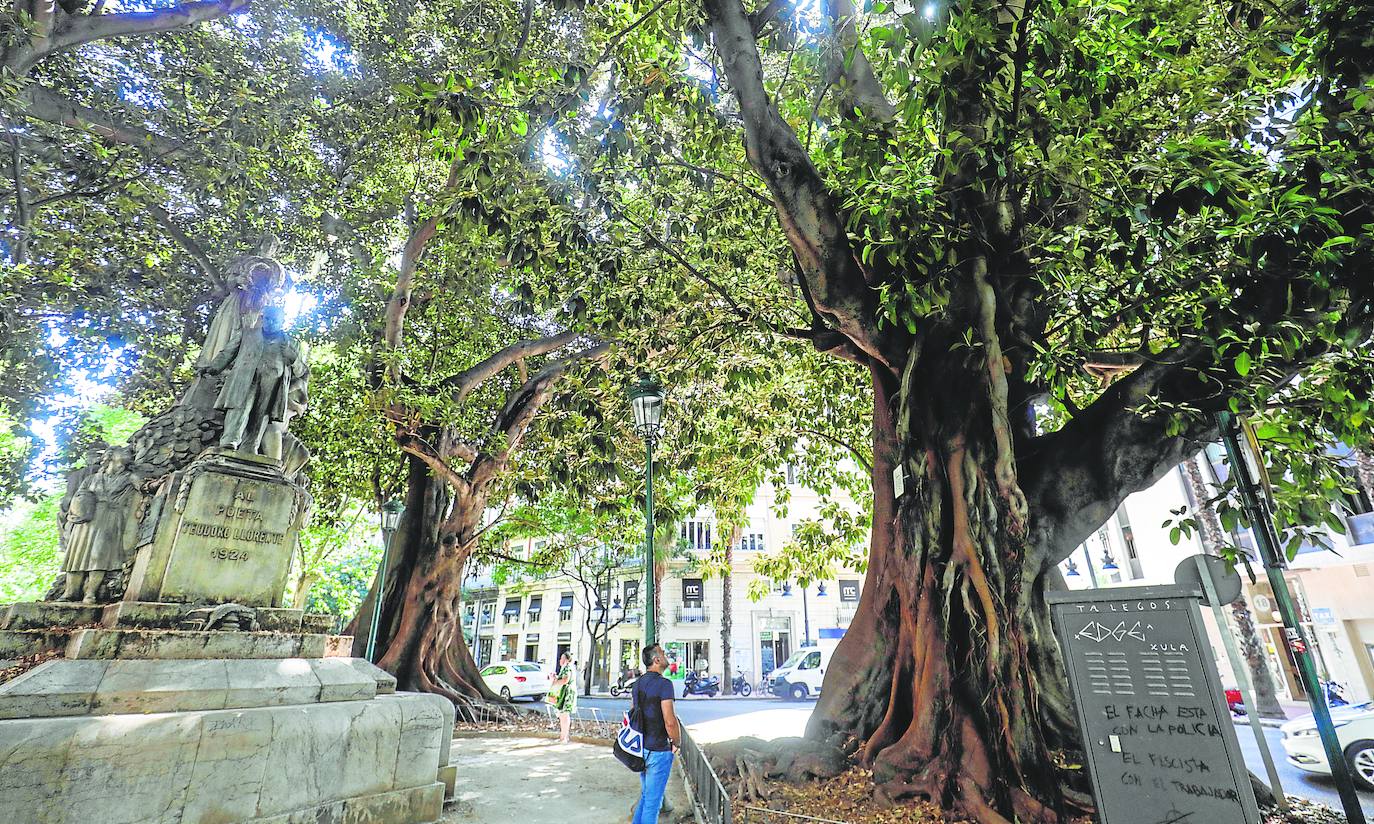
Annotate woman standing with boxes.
[550,652,577,743]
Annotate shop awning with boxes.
[502,599,521,616]
[559,593,574,610]
[527,596,542,613]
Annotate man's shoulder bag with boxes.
[612,680,647,772]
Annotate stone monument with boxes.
[0,241,456,824]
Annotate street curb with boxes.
[453,729,612,747]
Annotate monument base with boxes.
[0,689,451,824]
[0,606,453,824]
[125,449,306,608]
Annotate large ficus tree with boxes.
[503,0,1374,820]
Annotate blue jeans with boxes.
[633,748,675,824]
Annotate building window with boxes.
[480,602,494,624]
[502,598,521,623]
[532,539,546,559]
[524,634,540,663]
[785,463,797,485]
[680,520,712,552]
[558,592,574,622]
[739,532,765,552]
[526,595,542,622]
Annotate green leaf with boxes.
[1235,352,1251,376]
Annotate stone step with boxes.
[100,601,308,632]
[0,602,101,630]
[66,628,339,660]
[0,657,396,719]
[0,629,70,659]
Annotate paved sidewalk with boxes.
[442,734,692,823]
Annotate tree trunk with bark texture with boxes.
[808,364,1088,823]
[353,452,501,719]
[1182,455,1286,718]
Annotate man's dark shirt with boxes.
[633,671,676,752]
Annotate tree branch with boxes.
[40,1,248,68]
[4,121,30,264]
[20,85,183,157]
[821,0,896,122]
[489,341,612,463]
[144,201,224,290]
[440,330,584,399]
[705,0,893,368]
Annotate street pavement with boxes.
[524,694,1374,814]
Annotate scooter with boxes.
[1224,687,1247,716]
[1324,680,1350,707]
[731,669,752,697]
[609,672,640,698]
[683,670,720,698]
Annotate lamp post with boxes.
[1217,411,1367,824]
[365,498,405,663]
[629,375,665,646]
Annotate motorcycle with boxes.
[1324,680,1350,707]
[731,669,752,697]
[1224,687,1247,717]
[683,670,720,698]
[609,671,640,698]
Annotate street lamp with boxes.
[365,498,405,663]
[629,374,665,646]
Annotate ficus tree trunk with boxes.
[349,452,500,719]
[810,365,1085,822]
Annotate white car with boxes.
[479,661,552,702]
[1279,701,1374,790]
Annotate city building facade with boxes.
[461,476,866,690]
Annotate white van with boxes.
[768,633,841,700]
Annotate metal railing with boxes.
[679,727,731,824]
[674,606,710,624]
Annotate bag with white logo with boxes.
[612,681,646,772]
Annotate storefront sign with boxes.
[1049,585,1259,824]
[682,578,703,603]
[839,580,860,602]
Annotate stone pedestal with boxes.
[125,450,304,608]
[0,606,453,824]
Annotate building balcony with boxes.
[673,606,709,624]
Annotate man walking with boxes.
[632,643,680,823]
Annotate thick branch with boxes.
[705,0,893,367]
[20,85,183,157]
[4,123,30,264]
[144,201,223,290]
[822,0,896,122]
[440,330,583,399]
[489,341,612,462]
[39,1,248,68]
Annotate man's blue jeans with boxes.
[633,748,675,823]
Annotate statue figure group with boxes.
[53,237,312,604]
[59,447,135,603]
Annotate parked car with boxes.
[1279,700,1374,790]
[479,660,551,702]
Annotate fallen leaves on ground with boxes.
[0,649,62,685]
[722,766,956,824]
[1261,796,1350,824]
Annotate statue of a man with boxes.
[197,253,285,370]
[59,447,135,603]
[201,305,308,459]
